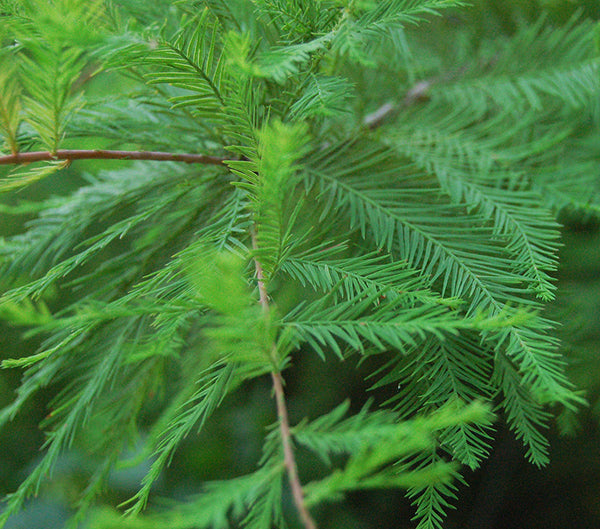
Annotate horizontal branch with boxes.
[0,149,227,166]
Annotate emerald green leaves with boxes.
[0,0,109,192]
[3,0,107,153]
[431,14,600,113]
[281,248,451,306]
[20,45,85,152]
[143,9,226,121]
[0,161,67,193]
[297,399,493,509]
[0,59,21,155]
[122,363,241,516]
[299,120,582,478]
[1,1,600,529]
[90,464,286,529]
[331,0,465,65]
[233,36,330,84]
[182,244,279,371]
[89,400,491,529]
[289,75,356,121]
[382,112,563,302]
[185,248,252,315]
[283,289,467,359]
[249,120,310,278]
[252,0,339,41]
[19,0,107,46]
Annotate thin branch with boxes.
[270,370,317,529]
[362,80,432,130]
[253,233,270,314]
[0,149,226,166]
[251,229,318,529]
[363,67,468,130]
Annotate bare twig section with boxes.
[363,80,432,130]
[363,66,469,130]
[251,229,318,529]
[363,102,398,130]
[0,149,226,166]
[252,230,270,313]
[270,370,317,529]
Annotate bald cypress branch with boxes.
[0,149,227,166]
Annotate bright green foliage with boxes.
[0,1,598,528]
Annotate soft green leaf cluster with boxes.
[0,1,599,528]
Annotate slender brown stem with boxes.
[270,370,317,529]
[363,70,470,130]
[251,229,318,529]
[0,149,226,166]
[362,80,432,130]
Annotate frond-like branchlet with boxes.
[0,2,598,529]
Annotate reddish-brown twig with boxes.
[0,149,226,166]
[251,229,318,529]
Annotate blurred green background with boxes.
[1,1,600,528]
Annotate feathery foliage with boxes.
[0,1,599,528]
